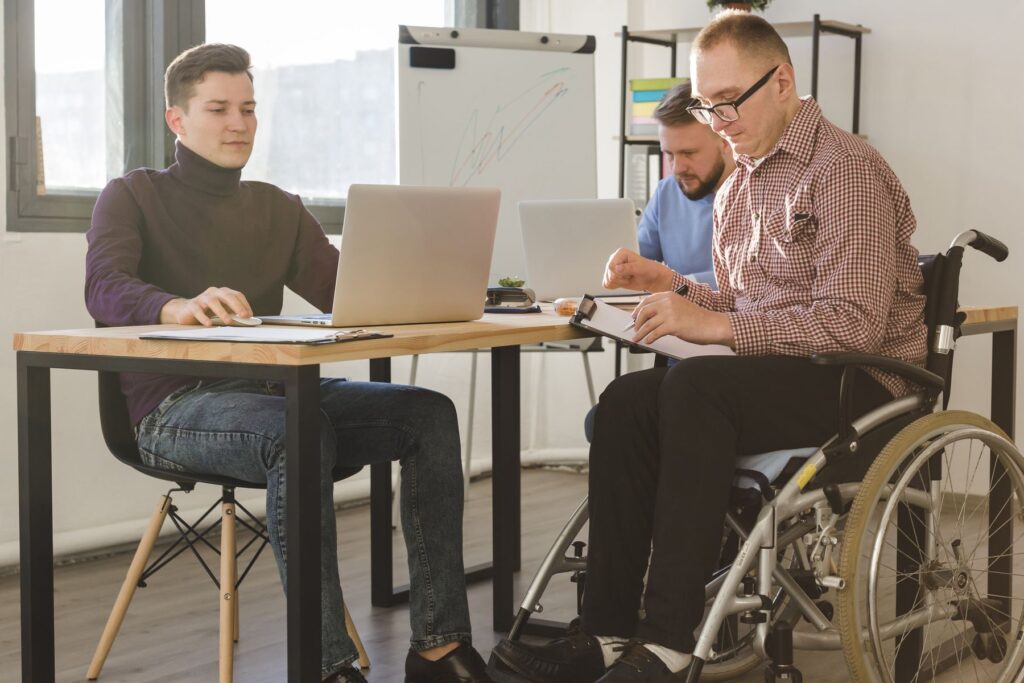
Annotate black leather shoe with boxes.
[594,641,688,682]
[323,667,368,683]
[405,644,496,682]
[488,622,608,683]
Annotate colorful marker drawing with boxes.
[446,68,571,186]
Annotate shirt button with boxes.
[753,212,760,220]
[749,254,757,263]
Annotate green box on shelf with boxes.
[629,76,689,92]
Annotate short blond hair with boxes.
[692,10,791,70]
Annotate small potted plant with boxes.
[706,0,771,11]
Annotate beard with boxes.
[677,155,726,201]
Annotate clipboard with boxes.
[569,294,734,360]
[140,327,394,345]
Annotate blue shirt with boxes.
[637,176,716,287]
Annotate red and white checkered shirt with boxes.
[674,98,927,397]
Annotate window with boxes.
[6,0,203,232]
[5,0,485,233]
[204,0,445,230]
[34,0,113,191]
[6,0,120,231]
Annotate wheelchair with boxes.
[502,230,1021,683]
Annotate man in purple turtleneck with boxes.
[85,43,495,683]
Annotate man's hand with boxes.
[603,248,674,292]
[631,291,736,348]
[160,287,254,326]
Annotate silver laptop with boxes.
[262,184,500,327]
[518,198,642,302]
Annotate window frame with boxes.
[5,0,505,234]
[5,0,205,232]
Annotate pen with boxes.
[622,282,690,331]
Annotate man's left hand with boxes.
[631,291,736,348]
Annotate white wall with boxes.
[3,0,1022,567]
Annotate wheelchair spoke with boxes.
[961,467,1015,568]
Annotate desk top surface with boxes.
[13,305,1016,367]
[13,310,590,366]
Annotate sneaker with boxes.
[488,622,607,683]
[405,644,496,682]
[594,641,688,682]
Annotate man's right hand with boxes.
[603,248,674,293]
[160,287,254,326]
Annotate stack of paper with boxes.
[571,296,733,360]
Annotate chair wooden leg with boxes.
[344,603,371,669]
[87,495,172,680]
[219,499,237,683]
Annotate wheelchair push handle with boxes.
[951,229,1009,262]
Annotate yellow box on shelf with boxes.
[631,101,659,117]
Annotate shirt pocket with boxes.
[757,200,817,287]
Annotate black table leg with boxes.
[989,328,1016,610]
[18,355,54,683]
[284,365,323,683]
[492,345,521,631]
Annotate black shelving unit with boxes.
[617,14,871,198]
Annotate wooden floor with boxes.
[0,467,965,683]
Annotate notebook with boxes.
[261,184,500,327]
[570,295,733,360]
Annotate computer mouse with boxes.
[210,314,262,327]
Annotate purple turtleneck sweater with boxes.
[85,142,339,425]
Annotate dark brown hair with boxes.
[653,81,698,127]
[692,10,792,69]
[164,43,253,110]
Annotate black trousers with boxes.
[579,355,892,652]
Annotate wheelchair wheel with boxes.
[838,411,1024,682]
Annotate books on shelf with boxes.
[624,144,665,211]
[630,123,659,136]
[632,101,659,117]
[632,89,667,103]
[629,77,688,92]
[628,76,689,136]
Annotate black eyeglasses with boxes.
[686,65,779,125]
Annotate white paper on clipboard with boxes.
[570,295,734,360]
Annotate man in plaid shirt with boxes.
[491,11,927,683]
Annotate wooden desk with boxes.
[13,306,1018,682]
[13,312,590,683]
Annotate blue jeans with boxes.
[135,378,471,675]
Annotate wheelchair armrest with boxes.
[810,352,944,391]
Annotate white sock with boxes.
[643,642,693,673]
[594,635,629,668]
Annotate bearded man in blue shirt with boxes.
[635,81,735,288]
